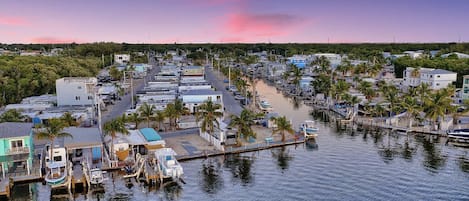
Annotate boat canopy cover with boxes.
[139,128,162,142]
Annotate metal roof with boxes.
[0,122,33,138]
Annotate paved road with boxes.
[159,128,200,138]
[205,66,243,117]
[101,57,161,124]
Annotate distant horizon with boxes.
[1,0,468,44]
[2,42,468,46]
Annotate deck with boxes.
[0,179,10,198]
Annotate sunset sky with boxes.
[1,0,468,44]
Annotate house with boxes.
[114,54,130,65]
[287,55,309,68]
[403,67,457,90]
[0,122,34,178]
[300,77,314,89]
[313,53,342,68]
[267,63,287,78]
[462,75,469,100]
[180,66,205,83]
[180,89,223,114]
[441,52,469,59]
[56,77,98,106]
[404,50,424,59]
[61,127,104,166]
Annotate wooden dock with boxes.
[0,178,11,198]
[177,139,305,162]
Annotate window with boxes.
[208,96,212,101]
[216,96,221,101]
[53,156,62,162]
[465,79,469,84]
[10,140,23,148]
[75,96,80,100]
[437,75,440,78]
[88,95,93,100]
[430,75,433,78]
[77,86,82,89]
[436,83,440,86]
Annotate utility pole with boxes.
[228,65,231,89]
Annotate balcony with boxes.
[8,147,30,154]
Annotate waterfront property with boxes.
[403,67,457,90]
[114,54,130,65]
[0,122,34,178]
[180,89,223,114]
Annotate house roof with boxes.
[182,89,222,96]
[0,122,33,138]
[62,127,102,149]
[428,69,456,75]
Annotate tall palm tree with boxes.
[195,100,224,134]
[229,109,258,144]
[333,80,350,101]
[128,112,141,129]
[164,103,178,130]
[401,96,421,128]
[174,99,190,129]
[417,83,431,106]
[154,110,166,131]
[0,109,24,122]
[36,118,73,162]
[61,112,78,127]
[358,81,376,101]
[139,102,155,128]
[424,88,454,130]
[103,118,128,160]
[272,116,295,142]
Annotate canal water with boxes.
[8,80,469,201]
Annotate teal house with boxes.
[0,122,34,178]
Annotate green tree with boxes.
[272,116,295,142]
[164,103,178,130]
[174,99,189,129]
[61,112,79,127]
[358,81,376,100]
[109,66,123,80]
[0,109,24,122]
[195,100,224,134]
[128,112,141,129]
[154,110,166,131]
[36,118,73,162]
[139,102,155,128]
[424,88,454,130]
[103,118,128,160]
[229,109,258,144]
[401,95,421,128]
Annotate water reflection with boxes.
[224,154,254,185]
[200,158,224,194]
[305,139,319,151]
[271,147,294,172]
[162,182,183,201]
[458,154,469,173]
[418,136,447,173]
[291,96,301,110]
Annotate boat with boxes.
[447,129,469,140]
[300,120,319,138]
[45,162,67,185]
[155,148,184,180]
[258,100,273,111]
[44,144,68,185]
[89,168,104,185]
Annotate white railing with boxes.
[8,147,30,154]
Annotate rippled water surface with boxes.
[9,80,469,201]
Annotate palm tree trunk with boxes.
[111,135,115,161]
[49,138,54,164]
[147,117,150,128]
[281,131,285,142]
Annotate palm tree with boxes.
[128,112,141,129]
[139,102,155,128]
[272,116,295,142]
[174,99,190,129]
[61,112,79,127]
[333,80,350,101]
[154,110,166,131]
[358,81,376,101]
[424,88,454,130]
[417,83,431,106]
[195,100,224,134]
[401,96,421,128]
[36,118,73,162]
[229,109,258,144]
[291,66,303,94]
[103,118,129,160]
[410,67,421,78]
[165,103,178,130]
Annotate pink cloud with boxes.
[224,12,306,37]
[0,15,29,26]
[30,37,85,44]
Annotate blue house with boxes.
[0,122,34,178]
[287,55,308,68]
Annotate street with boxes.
[101,56,161,124]
[204,66,243,117]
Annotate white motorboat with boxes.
[90,168,104,185]
[300,120,319,138]
[155,148,184,180]
[45,162,67,185]
[447,129,469,139]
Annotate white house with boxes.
[313,53,342,68]
[403,51,424,59]
[403,67,457,90]
[56,77,98,106]
[114,54,130,65]
[180,89,223,114]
